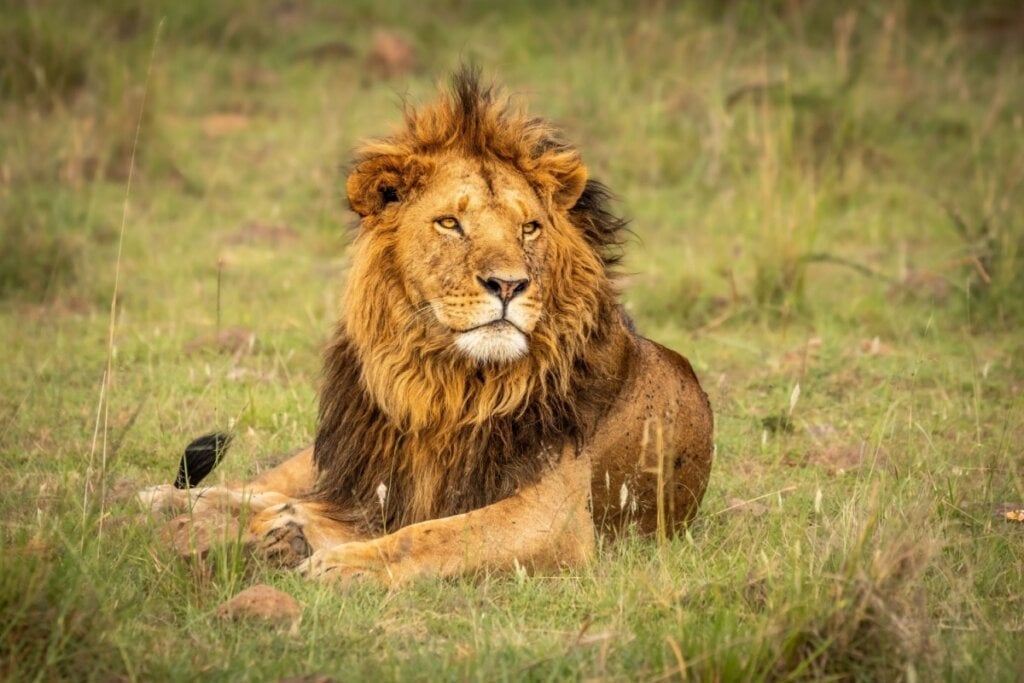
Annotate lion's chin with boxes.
[453,323,528,364]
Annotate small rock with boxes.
[215,584,301,624]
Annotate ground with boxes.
[1,1,1022,680]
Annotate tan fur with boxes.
[141,69,713,586]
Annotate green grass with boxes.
[2,0,1023,679]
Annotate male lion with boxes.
[141,69,713,586]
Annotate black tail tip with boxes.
[174,432,233,489]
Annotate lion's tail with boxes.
[173,432,232,489]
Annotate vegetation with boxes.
[2,0,1022,679]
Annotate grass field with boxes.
[2,1,1023,680]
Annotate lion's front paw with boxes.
[260,521,312,565]
[248,507,313,568]
[297,543,388,587]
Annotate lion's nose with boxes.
[478,275,530,304]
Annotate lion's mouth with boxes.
[451,319,528,363]
[458,319,525,335]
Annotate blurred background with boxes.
[3,0,1022,329]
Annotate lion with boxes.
[140,68,713,586]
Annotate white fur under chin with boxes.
[454,324,528,364]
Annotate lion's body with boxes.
[141,69,713,585]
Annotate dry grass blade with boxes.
[85,20,164,546]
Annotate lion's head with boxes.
[356,154,551,365]
[314,69,630,529]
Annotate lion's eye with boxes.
[522,220,542,237]
[434,216,462,233]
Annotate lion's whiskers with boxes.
[403,300,441,333]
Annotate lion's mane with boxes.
[313,69,632,532]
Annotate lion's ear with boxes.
[346,154,431,218]
[553,161,588,210]
[346,154,404,218]
[533,149,589,210]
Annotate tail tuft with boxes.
[174,432,232,489]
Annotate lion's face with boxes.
[393,157,549,364]
[336,72,621,431]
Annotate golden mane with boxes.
[313,69,633,531]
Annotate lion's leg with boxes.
[138,485,297,515]
[298,448,595,586]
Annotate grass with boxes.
[2,0,1023,679]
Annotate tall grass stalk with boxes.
[87,20,164,546]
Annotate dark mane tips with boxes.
[451,65,492,143]
[570,179,631,271]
